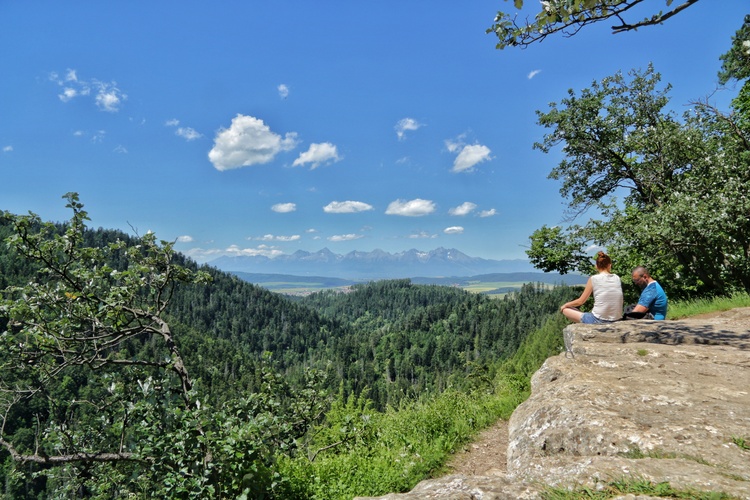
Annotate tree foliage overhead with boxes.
[527,64,750,298]
[488,0,701,49]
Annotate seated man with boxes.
[630,266,668,320]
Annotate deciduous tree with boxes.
[488,0,701,49]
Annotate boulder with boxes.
[357,308,750,499]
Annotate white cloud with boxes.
[323,201,374,213]
[208,114,299,171]
[113,145,128,154]
[452,144,492,173]
[176,127,202,140]
[292,142,341,169]
[226,244,285,258]
[272,202,297,213]
[177,235,194,243]
[51,69,126,112]
[479,208,497,217]
[278,84,289,99]
[306,228,318,233]
[59,87,79,102]
[409,231,437,239]
[528,69,542,79]
[165,118,180,127]
[328,234,364,242]
[444,226,464,235]
[449,202,477,216]
[255,234,301,242]
[385,198,436,217]
[2,145,12,153]
[95,82,126,112]
[395,117,422,140]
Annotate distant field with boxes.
[231,271,587,296]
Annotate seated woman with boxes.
[560,251,623,324]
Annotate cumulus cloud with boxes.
[113,145,127,154]
[528,69,542,79]
[208,114,299,171]
[272,202,297,213]
[183,244,285,261]
[449,202,477,216]
[445,135,493,173]
[479,208,497,217]
[278,84,289,99]
[2,145,12,153]
[385,198,436,217]
[444,226,464,235]
[165,118,180,127]
[51,69,126,112]
[254,234,301,242]
[323,201,374,213]
[328,234,364,242]
[453,144,492,173]
[395,117,422,140]
[292,142,341,169]
[176,235,194,243]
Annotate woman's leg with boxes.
[561,306,583,323]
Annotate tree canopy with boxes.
[526,64,750,298]
[488,0,701,49]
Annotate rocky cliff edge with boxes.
[359,308,750,499]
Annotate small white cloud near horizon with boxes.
[395,118,422,140]
[328,234,364,242]
[449,202,477,216]
[176,235,194,243]
[479,208,497,217]
[323,201,374,213]
[444,226,464,235]
[183,244,285,261]
[272,202,297,213]
[278,84,289,99]
[292,142,341,169]
[385,198,436,217]
[528,69,542,79]
[408,231,437,239]
[254,234,301,242]
[208,114,299,171]
[2,145,12,153]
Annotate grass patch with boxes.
[732,436,750,451]
[543,477,737,499]
[636,348,648,356]
[668,292,750,319]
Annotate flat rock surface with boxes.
[357,308,750,499]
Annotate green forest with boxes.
[0,198,579,498]
[2,8,749,500]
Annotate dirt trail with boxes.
[441,418,509,476]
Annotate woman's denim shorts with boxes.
[581,312,617,324]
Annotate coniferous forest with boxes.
[0,199,578,498]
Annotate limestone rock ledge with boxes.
[357,309,750,499]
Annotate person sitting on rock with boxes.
[560,251,623,324]
[628,266,668,320]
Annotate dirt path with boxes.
[441,418,509,476]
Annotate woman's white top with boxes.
[590,273,624,321]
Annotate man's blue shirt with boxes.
[637,281,668,320]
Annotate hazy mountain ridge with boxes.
[210,247,537,279]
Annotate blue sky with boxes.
[0,1,746,264]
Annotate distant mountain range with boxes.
[210,247,542,280]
